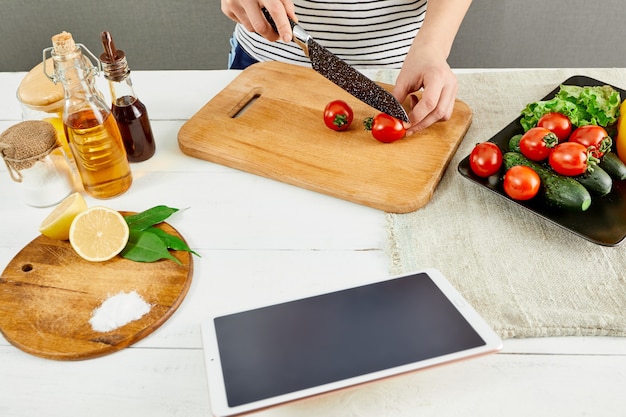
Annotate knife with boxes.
[261,8,410,123]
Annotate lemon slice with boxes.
[69,206,130,262]
[39,192,88,240]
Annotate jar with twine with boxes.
[0,120,74,207]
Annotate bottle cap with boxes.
[100,31,130,82]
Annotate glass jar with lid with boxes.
[16,58,73,163]
[16,57,65,119]
[0,120,74,207]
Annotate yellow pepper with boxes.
[616,99,626,164]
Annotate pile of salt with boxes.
[90,290,151,332]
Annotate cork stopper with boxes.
[0,121,59,182]
[51,31,77,55]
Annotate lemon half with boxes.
[39,192,88,240]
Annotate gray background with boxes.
[0,0,623,71]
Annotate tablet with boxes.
[202,269,502,416]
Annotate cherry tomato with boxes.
[568,125,612,158]
[366,113,406,143]
[548,142,589,176]
[537,112,572,142]
[519,127,558,161]
[469,142,503,177]
[503,165,541,201]
[323,100,354,131]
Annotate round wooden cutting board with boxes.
[0,218,193,360]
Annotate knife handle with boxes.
[261,7,310,55]
[261,7,296,34]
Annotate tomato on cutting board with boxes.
[323,100,354,131]
[364,113,406,143]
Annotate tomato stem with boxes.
[543,131,559,148]
[599,136,613,155]
[333,114,349,128]
[586,149,600,172]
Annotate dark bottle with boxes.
[100,31,156,162]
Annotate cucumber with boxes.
[503,152,591,211]
[508,134,522,152]
[599,152,626,180]
[575,165,612,196]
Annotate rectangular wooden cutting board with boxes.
[178,62,472,213]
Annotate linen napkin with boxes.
[386,68,626,338]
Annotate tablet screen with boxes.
[211,271,492,408]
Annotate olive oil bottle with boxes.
[48,31,132,199]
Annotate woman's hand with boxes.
[221,0,296,42]
[392,0,472,135]
[392,46,458,136]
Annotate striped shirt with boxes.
[234,0,428,69]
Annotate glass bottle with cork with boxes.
[46,31,132,199]
[100,31,155,162]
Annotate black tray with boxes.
[457,75,626,246]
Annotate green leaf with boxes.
[121,229,182,265]
[124,205,179,231]
[520,84,621,131]
[145,226,201,257]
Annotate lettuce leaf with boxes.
[520,84,621,131]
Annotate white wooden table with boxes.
[1,69,625,417]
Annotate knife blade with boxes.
[261,8,410,123]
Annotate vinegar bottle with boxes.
[48,31,132,199]
[100,31,155,162]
